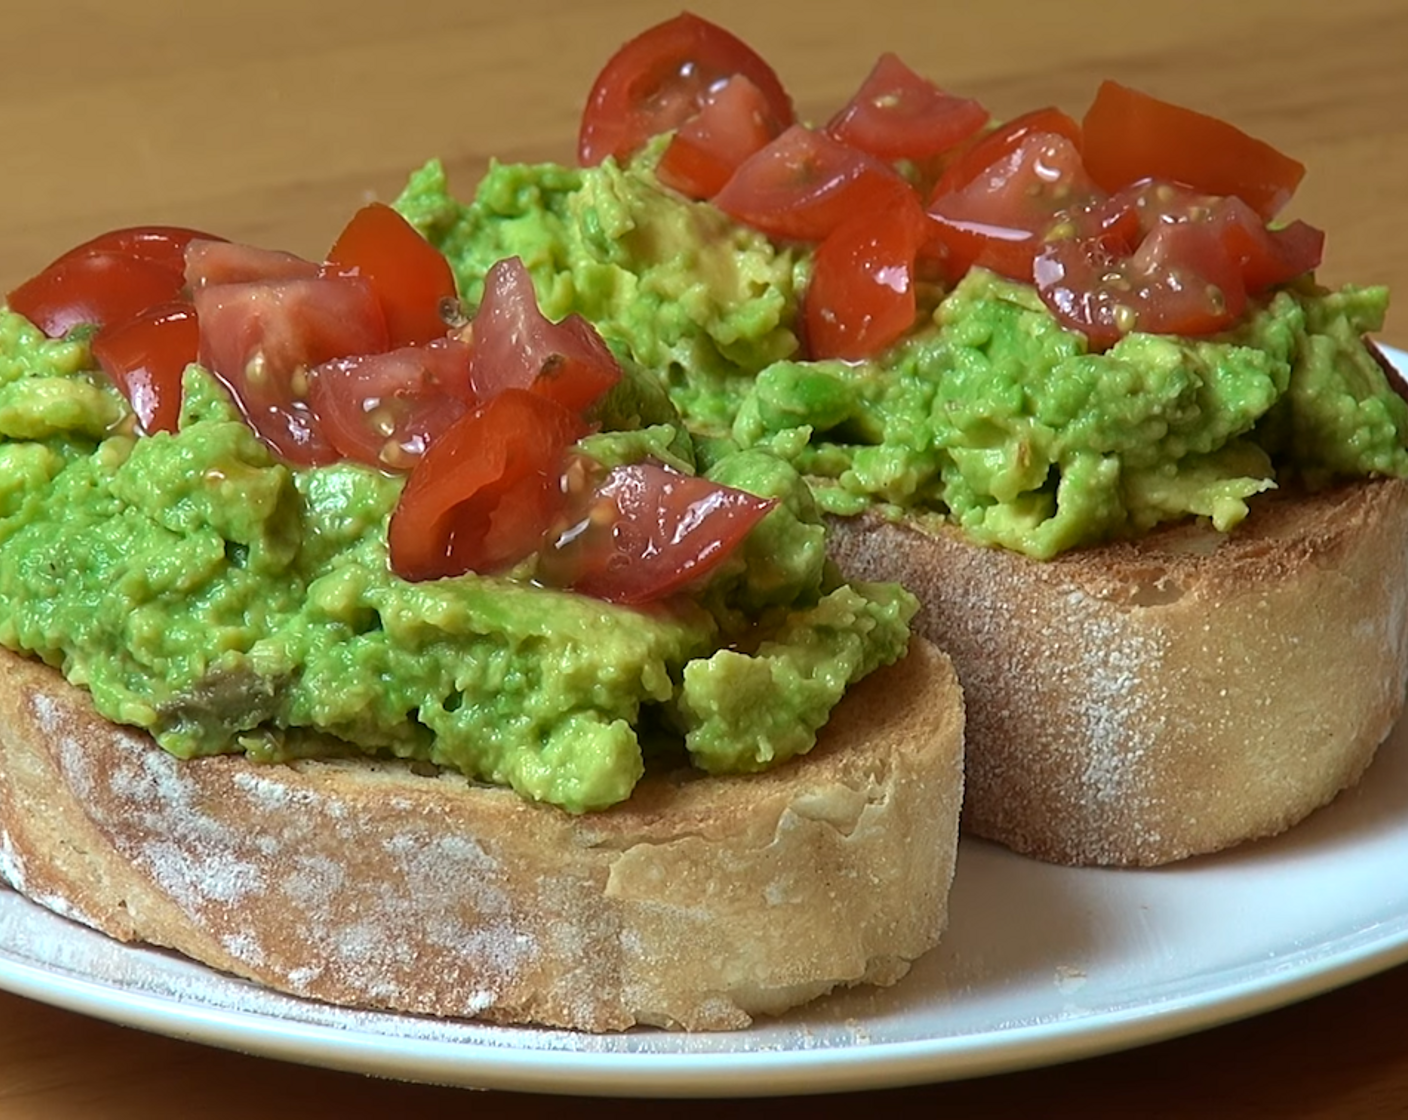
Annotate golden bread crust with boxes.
[827,479,1408,866]
[0,638,964,1031]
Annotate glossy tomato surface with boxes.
[387,388,585,581]
[826,52,988,162]
[1081,80,1305,220]
[90,301,199,434]
[468,257,620,412]
[324,202,459,348]
[557,461,776,604]
[8,252,187,339]
[655,75,784,199]
[193,276,388,464]
[578,12,794,167]
[308,339,476,470]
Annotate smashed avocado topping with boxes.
[397,156,1407,561]
[0,310,915,811]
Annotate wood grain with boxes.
[1,0,1406,1114]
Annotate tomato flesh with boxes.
[1081,80,1305,220]
[826,52,989,163]
[468,256,621,412]
[713,125,919,243]
[578,12,794,167]
[8,252,187,339]
[387,388,586,581]
[551,461,777,604]
[90,301,199,434]
[656,75,784,200]
[804,195,933,360]
[185,239,319,289]
[193,276,388,465]
[308,339,476,470]
[927,131,1109,282]
[323,202,459,348]
[928,106,1082,200]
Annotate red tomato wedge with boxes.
[927,131,1110,282]
[804,195,933,360]
[185,239,319,289]
[468,257,621,412]
[8,252,187,339]
[713,125,919,243]
[578,12,794,167]
[50,225,225,276]
[1081,81,1305,220]
[307,339,476,470]
[90,301,199,435]
[556,461,777,604]
[193,276,389,465]
[1034,222,1249,350]
[387,388,586,581]
[928,106,1082,200]
[323,202,459,348]
[656,75,784,200]
[826,52,989,163]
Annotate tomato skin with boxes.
[1034,222,1248,351]
[193,276,389,465]
[90,301,198,434]
[185,239,319,289]
[656,75,783,200]
[713,125,919,243]
[8,252,187,339]
[552,461,776,604]
[308,339,476,470]
[804,195,933,360]
[578,12,794,167]
[468,257,621,412]
[323,202,459,348]
[927,131,1107,282]
[1081,80,1305,220]
[50,225,225,275]
[387,388,586,582]
[928,106,1082,200]
[826,52,989,163]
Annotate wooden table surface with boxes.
[2,1,1407,1115]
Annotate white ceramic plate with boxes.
[1,346,1406,1099]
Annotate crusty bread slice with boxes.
[0,637,963,1032]
[827,478,1408,867]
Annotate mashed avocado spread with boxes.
[0,311,914,811]
[396,155,1408,560]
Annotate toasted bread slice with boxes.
[827,478,1408,867]
[0,637,963,1032]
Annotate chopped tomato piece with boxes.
[1081,81,1305,220]
[804,195,933,360]
[184,240,320,289]
[308,339,476,470]
[1101,180,1324,292]
[550,461,776,604]
[656,75,784,200]
[1034,221,1248,350]
[91,301,199,434]
[8,252,187,339]
[578,12,794,167]
[193,276,389,465]
[927,131,1109,282]
[50,225,225,276]
[387,388,585,581]
[323,202,459,348]
[928,106,1082,199]
[468,257,621,412]
[712,125,919,243]
[826,52,989,163]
